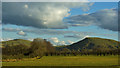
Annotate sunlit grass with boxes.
[2,55,118,66]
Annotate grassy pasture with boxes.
[2,55,119,66]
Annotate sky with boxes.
[1,2,119,46]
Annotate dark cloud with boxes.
[2,27,79,35]
[3,28,22,31]
[64,32,118,39]
[3,27,117,38]
[64,34,89,39]
[3,27,118,41]
[2,2,93,29]
[66,9,118,31]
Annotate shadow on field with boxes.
[1,66,120,68]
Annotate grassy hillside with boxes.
[2,39,32,47]
[2,38,55,59]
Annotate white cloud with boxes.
[82,35,90,39]
[48,37,66,46]
[0,38,13,41]
[48,37,59,43]
[0,38,4,41]
[28,38,34,41]
[17,31,26,36]
[68,40,74,44]
[58,41,66,45]
[0,38,34,41]
[24,4,28,8]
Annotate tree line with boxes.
[2,38,119,59]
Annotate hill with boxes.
[67,37,119,50]
[2,39,32,47]
[56,37,120,51]
[2,38,55,59]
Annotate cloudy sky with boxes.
[2,2,118,46]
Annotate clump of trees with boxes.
[2,38,55,59]
[28,38,55,58]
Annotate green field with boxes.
[2,55,119,66]
[2,56,118,66]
